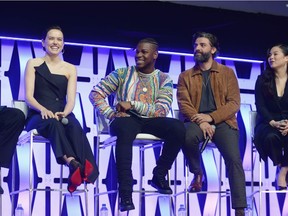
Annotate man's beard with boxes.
[194,52,211,63]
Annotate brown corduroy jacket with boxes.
[177,60,240,129]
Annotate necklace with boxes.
[202,71,211,88]
[138,76,148,92]
[202,75,211,88]
[138,75,152,93]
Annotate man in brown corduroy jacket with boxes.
[177,32,247,216]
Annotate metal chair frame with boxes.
[249,111,288,216]
[173,109,230,216]
[0,167,2,216]
[94,109,173,216]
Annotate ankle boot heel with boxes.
[67,183,77,194]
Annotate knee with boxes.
[9,108,25,124]
[264,133,280,143]
[18,112,25,129]
[185,132,199,146]
[169,120,185,139]
[45,118,63,129]
[66,120,82,132]
[110,118,137,137]
[17,110,26,123]
[111,125,130,137]
[224,152,242,165]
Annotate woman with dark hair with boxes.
[24,25,98,193]
[254,43,288,190]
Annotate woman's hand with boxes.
[281,129,288,136]
[278,119,288,136]
[55,111,66,121]
[40,108,55,119]
[270,119,287,129]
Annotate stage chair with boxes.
[173,109,230,216]
[11,93,88,216]
[249,110,258,215]
[94,109,174,216]
[249,111,288,216]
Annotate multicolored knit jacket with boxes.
[89,66,173,120]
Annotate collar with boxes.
[191,60,221,77]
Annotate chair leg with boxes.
[94,139,100,216]
[139,146,144,216]
[29,134,34,216]
[84,182,89,216]
[251,146,254,196]
[94,182,99,216]
[11,154,16,216]
[218,155,222,216]
[251,145,255,214]
[185,158,189,216]
[59,164,63,216]
[259,159,262,216]
[0,167,2,216]
[173,159,177,216]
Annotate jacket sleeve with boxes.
[89,70,119,120]
[209,68,240,124]
[177,72,198,121]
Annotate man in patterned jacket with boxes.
[89,38,185,212]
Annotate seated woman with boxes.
[254,43,288,190]
[24,25,98,193]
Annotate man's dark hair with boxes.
[192,32,220,58]
[137,38,159,51]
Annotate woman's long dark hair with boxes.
[261,44,288,97]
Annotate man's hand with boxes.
[191,113,213,124]
[116,101,132,112]
[115,111,130,117]
[199,122,215,140]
